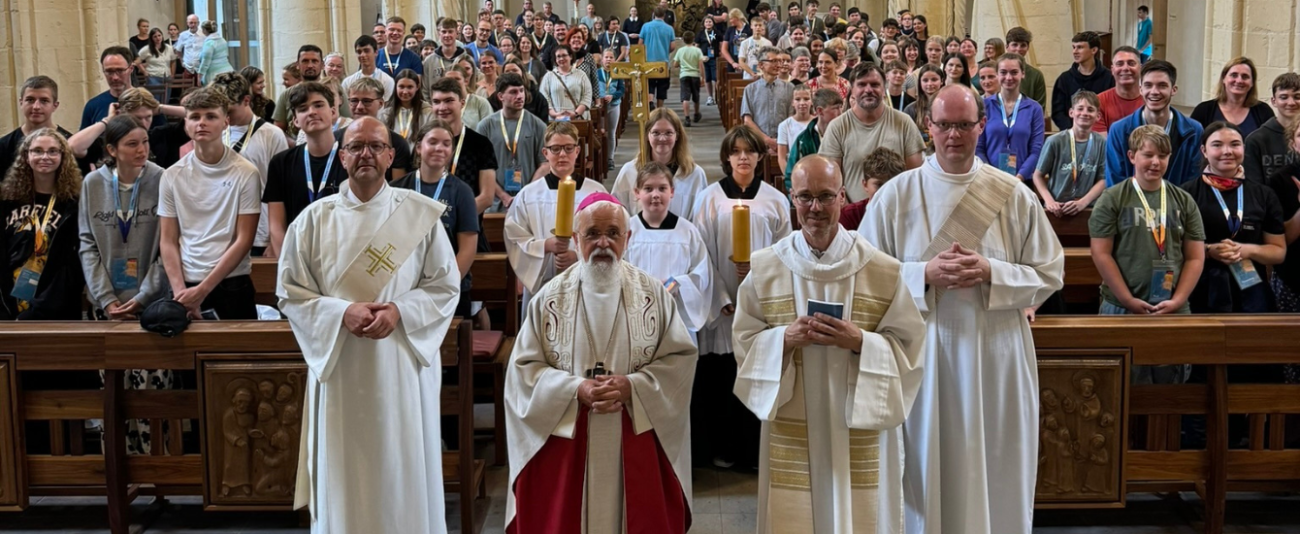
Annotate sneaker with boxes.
[712,456,735,469]
[685,117,692,127]
[694,112,702,123]
[706,97,715,106]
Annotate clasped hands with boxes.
[577,375,632,414]
[1207,239,1247,265]
[547,237,578,272]
[784,314,863,351]
[343,302,401,339]
[925,243,991,290]
[1043,198,1086,217]
[104,300,142,320]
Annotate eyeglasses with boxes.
[929,121,980,133]
[26,148,61,159]
[580,228,625,242]
[103,68,130,77]
[348,98,379,107]
[545,144,579,154]
[649,131,675,139]
[342,142,392,155]
[792,192,838,207]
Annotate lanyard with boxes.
[111,169,141,244]
[450,125,467,176]
[1210,183,1244,238]
[1069,134,1093,185]
[415,170,448,200]
[500,112,524,156]
[1131,177,1168,258]
[222,125,249,149]
[397,108,413,138]
[29,193,57,255]
[998,93,1022,142]
[381,49,399,73]
[303,143,339,203]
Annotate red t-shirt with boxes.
[839,199,870,232]
[1094,88,1144,134]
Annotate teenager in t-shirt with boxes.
[1034,90,1107,217]
[428,76,498,216]
[392,120,480,317]
[1245,72,1300,182]
[0,76,73,180]
[159,88,262,321]
[264,82,346,256]
[211,72,288,258]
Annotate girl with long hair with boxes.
[903,64,944,154]
[134,28,176,85]
[379,69,434,144]
[611,108,708,219]
[240,66,274,119]
[942,52,972,88]
[513,32,547,87]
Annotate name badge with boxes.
[111,258,140,290]
[1148,259,1177,304]
[1230,258,1263,289]
[10,256,44,303]
[504,157,523,193]
[998,152,1017,175]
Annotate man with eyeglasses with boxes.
[83,47,166,130]
[740,46,795,153]
[276,116,461,534]
[818,62,924,202]
[343,35,396,101]
[504,121,607,314]
[859,84,1064,534]
[334,77,412,182]
[466,20,505,67]
[733,154,925,534]
[504,191,697,534]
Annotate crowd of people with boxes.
[3,1,1300,533]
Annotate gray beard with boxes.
[578,250,622,291]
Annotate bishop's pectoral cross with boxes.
[611,45,669,165]
[365,244,397,276]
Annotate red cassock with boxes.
[506,408,691,534]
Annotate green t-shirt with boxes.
[1089,179,1206,309]
[673,46,704,79]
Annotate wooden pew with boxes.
[0,319,482,534]
[1049,209,1093,248]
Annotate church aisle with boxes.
[610,77,727,184]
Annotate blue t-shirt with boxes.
[465,42,505,66]
[417,175,479,291]
[640,19,675,62]
[377,48,424,78]
[81,91,167,130]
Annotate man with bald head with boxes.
[277,116,461,533]
[505,194,697,533]
[732,155,925,533]
[859,85,1064,534]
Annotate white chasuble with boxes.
[610,161,709,220]
[733,229,926,534]
[691,178,792,355]
[504,262,698,534]
[277,184,461,534]
[623,212,715,342]
[858,157,1064,534]
[504,174,607,314]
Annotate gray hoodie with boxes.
[78,162,168,310]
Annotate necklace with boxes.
[578,290,625,373]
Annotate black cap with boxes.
[140,300,191,337]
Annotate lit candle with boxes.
[732,201,751,263]
[554,176,577,238]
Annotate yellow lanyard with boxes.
[1131,177,1167,258]
[29,194,56,255]
[382,49,399,73]
[500,112,524,156]
[450,125,466,175]
[397,108,413,138]
[1069,133,1093,185]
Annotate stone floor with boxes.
[6,83,1299,534]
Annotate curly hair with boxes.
[0,129,82,202]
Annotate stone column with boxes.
[970,0,1077,114]
[264,0,364,89]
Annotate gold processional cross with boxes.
[365,244,397,276]
[611,45,669,166]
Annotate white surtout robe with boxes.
[691,181,792,355]
[504,176,607,313]
[278,184,460,534]
[504,261,698,532]
[610,161,709,220]
[858,157,1064,534]
[733,229,926,534]
[623,214,715,341]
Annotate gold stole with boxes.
[751,248,900,533]
[332,190,444,303]
[921,168,1018,302]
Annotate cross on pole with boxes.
[611,44,669,166]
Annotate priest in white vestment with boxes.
[277,119,461,534]
[858,86,1064,534]
[505,194,698,534]
[734,155,927,534]
[504,121,607,314]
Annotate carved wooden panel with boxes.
[1035,352,1127,504]
[0,356,21,508]
[201,361,306,507]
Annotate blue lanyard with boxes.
[303,143,338,203]
[998,93,1022,143]
[1211,184,1244,238]
[111,168,141,243]
[417,171,448,200]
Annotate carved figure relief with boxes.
[1035,356,1125,503]
[204,362,306,506]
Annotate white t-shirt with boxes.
[342,69,396,101]
[737,36,772,80]
[226,120,288,248]
[776,116,812,148]
[159,146,262,283]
